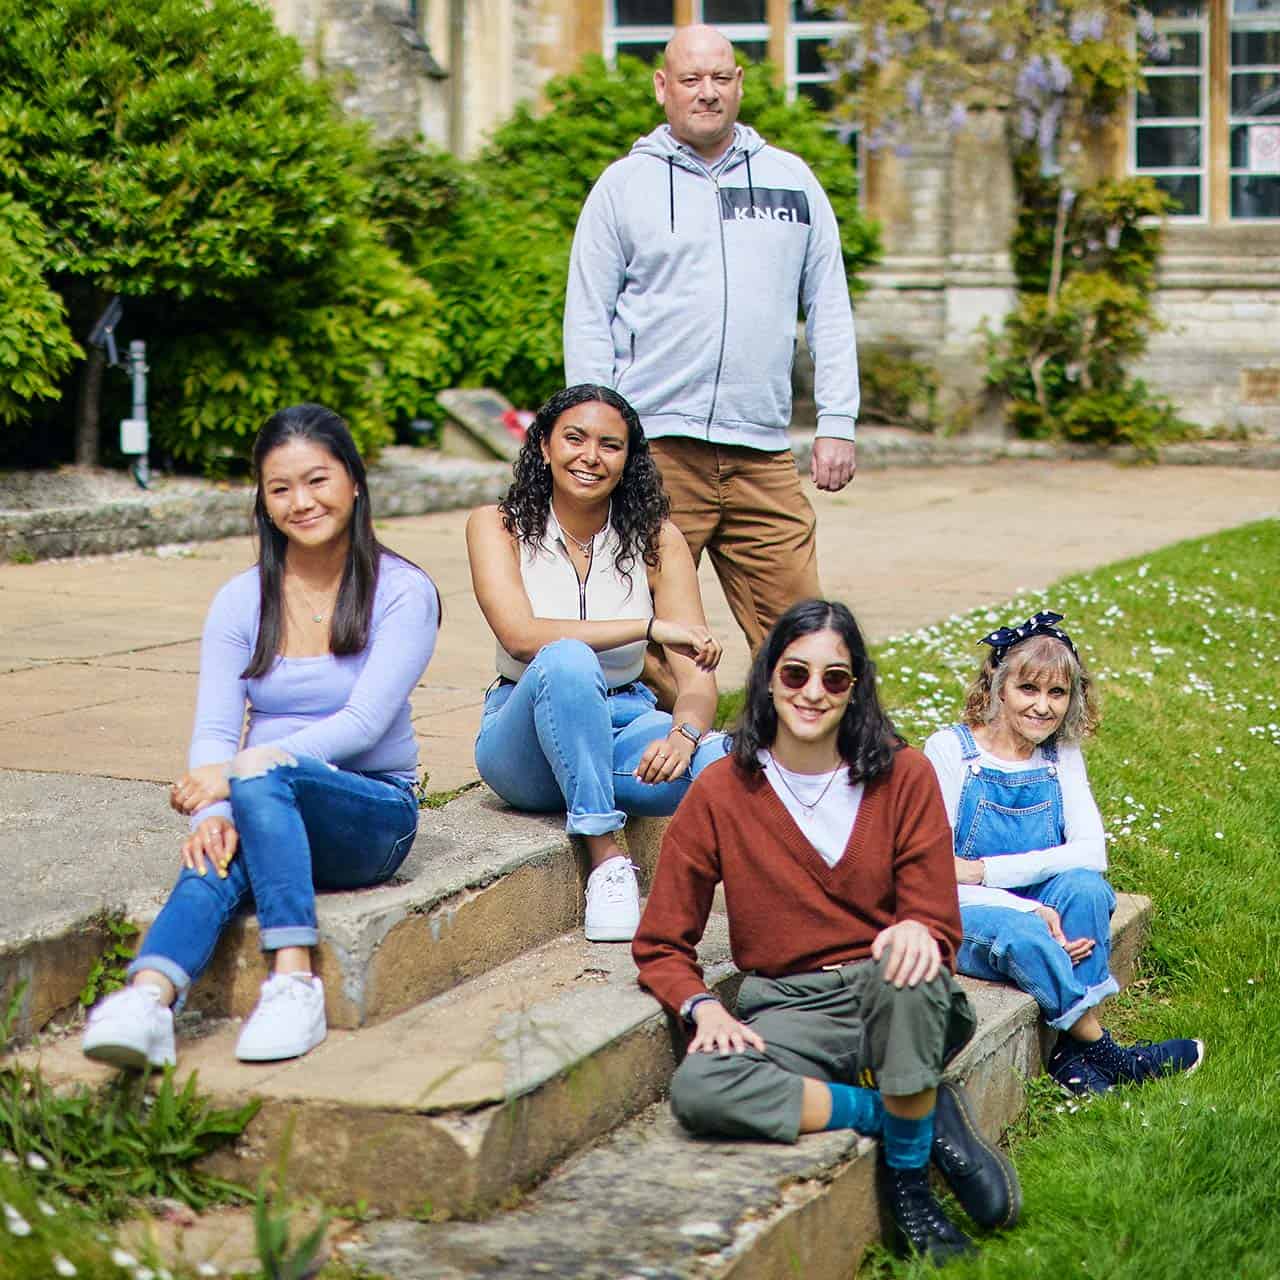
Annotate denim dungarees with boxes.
[949,724,1119,1030]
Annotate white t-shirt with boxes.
[760,752,864,868]
[923,727,1107,915]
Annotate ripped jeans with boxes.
[130,754,418,1001]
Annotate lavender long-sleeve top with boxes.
[187,553,438,828]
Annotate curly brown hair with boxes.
[962,633,1100,746]
[498,384,669,590]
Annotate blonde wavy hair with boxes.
[961,634,1100,746]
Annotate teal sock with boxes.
[823,1084,884,1135]
[882,1109,935,1169]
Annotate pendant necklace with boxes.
[556,504,610,555]
[290,578,336,624]
[767,753,843,814]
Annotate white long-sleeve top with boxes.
[923,727,1108,915]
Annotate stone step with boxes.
[23,912,737,1220]
[23,894,1148,1235]
[1,779,669,1037]
[342,892,1153,1279]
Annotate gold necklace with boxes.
[554,502,610,554]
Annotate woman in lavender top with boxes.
[83,404,439,1069]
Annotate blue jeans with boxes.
[130,755,418,1000]
[957,868,1120,1031]
[474,639,730,835]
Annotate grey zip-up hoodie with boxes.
[564,123,858,450]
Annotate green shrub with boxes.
[372,54,881,410]
[859,349,939,429]
[0,194,78,425]
[0,0,451,467]
[989,173,1192,451]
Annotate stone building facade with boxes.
[263,0,1280,435]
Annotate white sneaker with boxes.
[82,985,176,1070]
[235,973,327,1062]
[584,856,641,942]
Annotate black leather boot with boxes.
[879,1160,976,1264]
[931,1079,1022,1229]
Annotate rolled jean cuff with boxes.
[260,925,320,951]
[565,808,626,837]
[1048,974,1120,1031]
[127,953,193,1010]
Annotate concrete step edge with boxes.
[343,892,1152,1277]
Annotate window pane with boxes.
[1234,0,1280,13]
[1148,0,1205,16]
[797,81,835,110]
[1161,31,1203,66]
[1136,74,1202,116]
[615,0,674,22]
[1232,173,1280,214]
[1231,121,1280,165]
[703,0,766,20]
[796,37,835,74]
[1232,70,1280,115]
[1154,173,1202,214]
[1137,124,1203,165]
[1232,30,1280,65]
[616,41,665,63]
[730,40,769,61]
[793,0,843,18]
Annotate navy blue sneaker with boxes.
[1047,1035,1114,1097]
[1082,1029,1205,1086]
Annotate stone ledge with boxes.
[341,893,1151,1275]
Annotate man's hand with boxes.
[688,1000,766,1055]
[810,438,857,492]
[954,856,985,885]
[872,920,942,988]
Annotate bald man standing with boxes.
[564,26,860,698]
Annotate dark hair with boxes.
[243,403,436,679]
[732,599,901,785]
[498,384,669,588]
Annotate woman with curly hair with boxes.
[467,384,729,942]
[924,611,1204,1096]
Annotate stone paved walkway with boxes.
[1,459,1276,804]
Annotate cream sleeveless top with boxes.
[495,506,653,687]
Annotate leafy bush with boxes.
[859,349,939,429]
[0,195,78,426]
[989,173,1192,450]
[0,0,451,467]
[372,54,881,410]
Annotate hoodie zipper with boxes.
[705,175,730,436]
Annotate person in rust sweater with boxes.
[633,599,1020,1265]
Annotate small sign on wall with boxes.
[1241,367,1280,404]
[1248,125,1280,172]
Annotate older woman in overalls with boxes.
[924,612,1204,1097]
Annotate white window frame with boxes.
[1227,0,1280,219]
[1130,7,1210,222]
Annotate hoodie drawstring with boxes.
[745,152,756,216]
[668,156,675,234]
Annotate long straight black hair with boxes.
[242,404,431,679]
[732,599,901,785]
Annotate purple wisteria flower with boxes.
[949,102,969,130]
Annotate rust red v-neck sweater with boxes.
[633,747,963,1017]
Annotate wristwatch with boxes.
[673,722,702,748]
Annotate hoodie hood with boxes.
[630,123,768,171]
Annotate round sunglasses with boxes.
[776,661,856,696]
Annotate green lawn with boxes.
[858,517,1280,1278]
